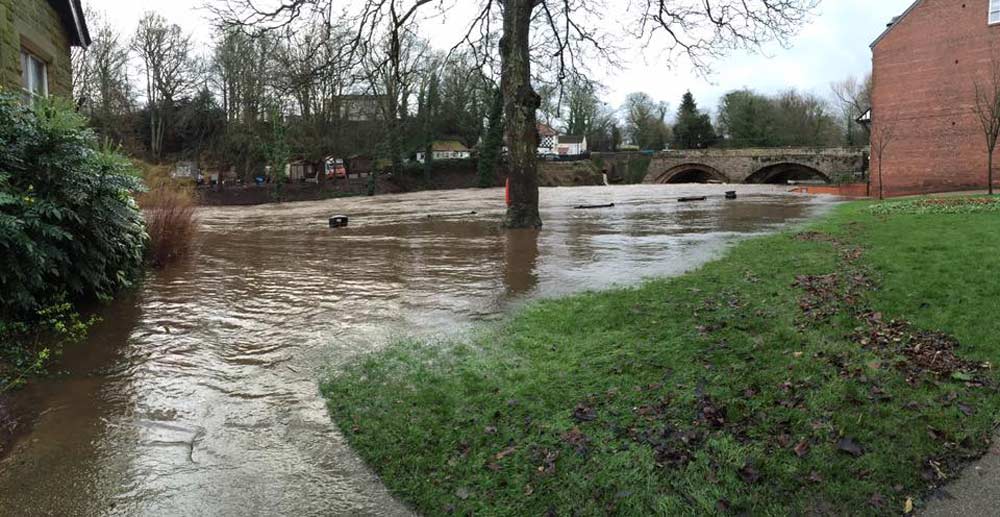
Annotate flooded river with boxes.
[0,185,837,516]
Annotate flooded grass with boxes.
[323,201,1000,516]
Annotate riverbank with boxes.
[198,161,604,206]
[323,198,1000,515]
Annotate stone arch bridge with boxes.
[595,148,868,185]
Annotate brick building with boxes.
[870,0,1000,196]
[0,0,90,99]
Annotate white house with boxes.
[537,123,559,154]
[535,123,588,156]
[555,135,588,156]
[415,140,472,163]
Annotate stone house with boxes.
[1,0,90,100]
[870,0,1000,196]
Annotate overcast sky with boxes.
[89,0,911,115]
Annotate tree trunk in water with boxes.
[500,0,542,229]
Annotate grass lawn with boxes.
[322,199,1000,516]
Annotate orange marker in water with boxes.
[505,177,512,207]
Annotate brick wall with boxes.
[871,0,1000,196]
[0,0,73,98]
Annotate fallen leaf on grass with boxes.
[868,493,885,509]
[793,440,811,458]
[904,497,913,514]
[572,404,597,422]
[495,445,517,461]
[536,449,559,475]
[837,437,864,457]
[738,463,761,484]
[455,488,470,500]
[808,471,824,483]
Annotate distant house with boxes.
[286,160,318,182]
[172,160,201,182]
[555,135,588,156]
[415,140,472,163]
[535,123,588,157]
[347,154,374,176]
[537,123,559,154]
[870,0,1000,195]
[336,95,384,122]
[1,0,90,99]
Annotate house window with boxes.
[991,0,1000,25]
[20,49,48,100]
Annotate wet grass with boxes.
[322,201,1000,516]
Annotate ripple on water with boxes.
[0,185,839,516]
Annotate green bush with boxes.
[1,300,94,392]
[0,93,147,321]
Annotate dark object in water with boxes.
[426,211,478,218]
[678,196,707,203]
[574,203,616,210]
[329,216,349,228]
[725,191,738,200]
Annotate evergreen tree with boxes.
[420,72,440,183]
[478,89,504,188]
[671,91,717,149]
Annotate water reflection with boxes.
[0,185,837,516]
[503,229,541,296]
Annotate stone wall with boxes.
[0,0,73,97]
[871,0,1000,196]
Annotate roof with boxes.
[870,0,922,49]
[430,140,471,152]
[559,135,585,144]
[50,0,91,48]
[537,123,558,137]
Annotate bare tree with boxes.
[74,14,133,118]
[973,52,1000,196]
[212,28,276,124]
[132,12,196,160]
[830,74,872,146]
[870,113,896,200]
[360,25,429,182]
[214,0,820,228]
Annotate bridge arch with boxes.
[744,163,830,184]
[653,163,730,184]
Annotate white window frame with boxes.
[19,49,48,100]
[990,0,1000,25]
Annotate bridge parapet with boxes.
[593,148,869,185]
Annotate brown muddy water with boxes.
[0,185,838,516]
